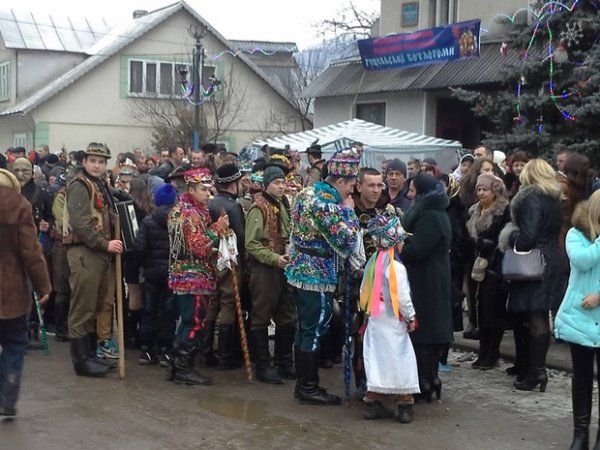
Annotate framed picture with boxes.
[401,2,419,27]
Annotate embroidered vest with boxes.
[63,175,112,245]
[252,194,287,256]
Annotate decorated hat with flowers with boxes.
[367,213,407,250]
[326,147,360,178]
[182,167,213,187]
[249,170,263,193]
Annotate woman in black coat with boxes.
[499,159,562,392]
[466,174,510,370]
[401,174,452,402]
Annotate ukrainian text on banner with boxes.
[358,20,481,71]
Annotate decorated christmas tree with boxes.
[453,0,600,166]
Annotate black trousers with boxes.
[140,277,176,349]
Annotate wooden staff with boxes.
[230,266,253,383]
[114,213,126,379]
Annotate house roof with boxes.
[229,40,298,54]
[254,118,461,151]
[0,9,111,53]
[300,42,523,98]
[0,1,299,117]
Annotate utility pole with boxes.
[188,25,208,150]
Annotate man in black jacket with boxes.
[150,146,185,181]
[207,163,246,370]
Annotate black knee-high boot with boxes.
[568,374,592,450]
[515,333,549,392]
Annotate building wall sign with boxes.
[358,19,480,70]
[401,2,419,27]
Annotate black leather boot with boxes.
[252,328,283,384]
[70,337,110,377]
[363,400,393,420]
[172,344,213,385]
[430,345,442,401]
[568,374,592,450]
[198,321,218,367]
[296,350,341,405]
[54,300,70,342]
[480,328,504,370]
[472,328,489,369]
[414,344,433,403]
[514,334,549,392]
[275,327,296,379]
[395,402,414,424]
[319,333,334,369]
[217,324,242,370]
[507,321,530,382]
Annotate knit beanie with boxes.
[154,183,177,207]
[262,165,285,187]
[387,158,407,178]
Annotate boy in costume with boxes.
[285,148,360,405]
[167,167,229,385]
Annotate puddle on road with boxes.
[197,394,269,425]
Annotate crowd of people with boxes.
[1,141,599,444]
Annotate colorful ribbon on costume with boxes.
[359,248,400,319]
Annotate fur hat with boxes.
[154,184,177,207]
[0,168,21,192]
[476,173,505,197]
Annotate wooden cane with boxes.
[230,266,253,383]
[114,214,126,379]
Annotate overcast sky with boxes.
[2,0,378,49]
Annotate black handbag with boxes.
[501,246,546,282]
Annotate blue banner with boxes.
[358,20,481,71]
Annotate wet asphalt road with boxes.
[2,341,577,450]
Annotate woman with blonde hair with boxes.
[555,192,600,450]
[499,159,562,392]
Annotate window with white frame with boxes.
[129,59,216,98]
[0,61,9,101]
[13,133,27,148]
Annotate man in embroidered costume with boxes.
[285,148,361,405]
[359,213,419,423]
[63,143,123,377]
[245,165,296,384]
[167,167,229,385]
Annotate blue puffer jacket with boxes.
[554,217,600,347]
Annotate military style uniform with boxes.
[246,178,296,383]
[63,143,117,377]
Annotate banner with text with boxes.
[357,20,481,71]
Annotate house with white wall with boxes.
[302,0,531,149]
[0,1,307,154]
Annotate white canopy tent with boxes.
[253,119,463,172]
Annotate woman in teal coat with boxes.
[554,191,600,450]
